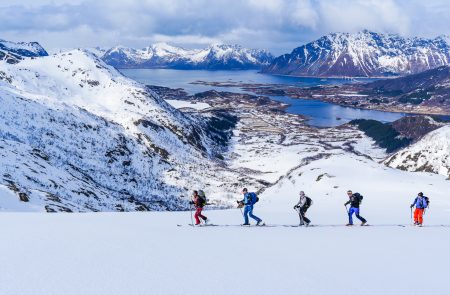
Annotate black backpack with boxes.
[304,196,313,209]
[198,190,207,206]
[353,193,363,204]
[423,196,430,208]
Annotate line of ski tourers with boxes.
[189,188,430,227]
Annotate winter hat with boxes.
[299,191,305,196]
[418,192,423,197]
[242,188,248,193]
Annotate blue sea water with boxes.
[121,69,405,127]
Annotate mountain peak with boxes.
[264,31,450,77]
[101,43,274,70]
[0,39,48,64]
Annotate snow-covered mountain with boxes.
[0,39,48,64]
[384,125,450,178]
[0,49,252,212]
[263,30,450,77]
[101,43,274,70]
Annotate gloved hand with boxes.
[189,201,194,205]
[410,204,414,209]
[293,205,298,209]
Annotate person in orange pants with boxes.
[410,192,428,226]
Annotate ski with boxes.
[176,224,434,228]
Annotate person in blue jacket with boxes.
[410,192,428,226]
[237,188,264,226]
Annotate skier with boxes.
[410,192,428,226]
[237,188,264,226]
[189,190,208,226]
[293,191,312,226]
[344,190,367,226]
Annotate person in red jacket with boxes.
[190,190,208,225]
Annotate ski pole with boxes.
[181,195,194,226]
[345,205,349,214]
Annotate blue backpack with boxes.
[249,192,259,205]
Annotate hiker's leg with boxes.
[354,208,367,223]
[194,208,201,224]
[243,205,250,224]
[414,208,419,223]
[248,206,261,222]
[348,207,355,224]
[418,209,424,224]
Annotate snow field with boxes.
[0,211,449,295]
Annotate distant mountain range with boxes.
[101,43,274,70]
[263,30,450,77]
[0,39,48,64]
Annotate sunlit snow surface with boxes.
[1,152,449,295]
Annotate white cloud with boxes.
[0,0,448,55]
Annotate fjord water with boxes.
[121,69,405,127]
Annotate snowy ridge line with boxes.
[101,43,274,70]
[264,30,450,77]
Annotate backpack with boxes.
[249,192,259,205]
[416,196,429,208]
[353,193,363,204]
[198,190,207,206]
[304,196,313,209]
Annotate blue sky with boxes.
[0,0,449,55]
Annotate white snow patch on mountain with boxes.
[385,125,450,178]
[166,99,211,110]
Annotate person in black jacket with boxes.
[344,190,367,226]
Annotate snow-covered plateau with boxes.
[1,43,449,295]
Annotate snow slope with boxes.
[1,152,449,295]
[0,50,255,211]
[101,43,274,70]
[385,125,450,178]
